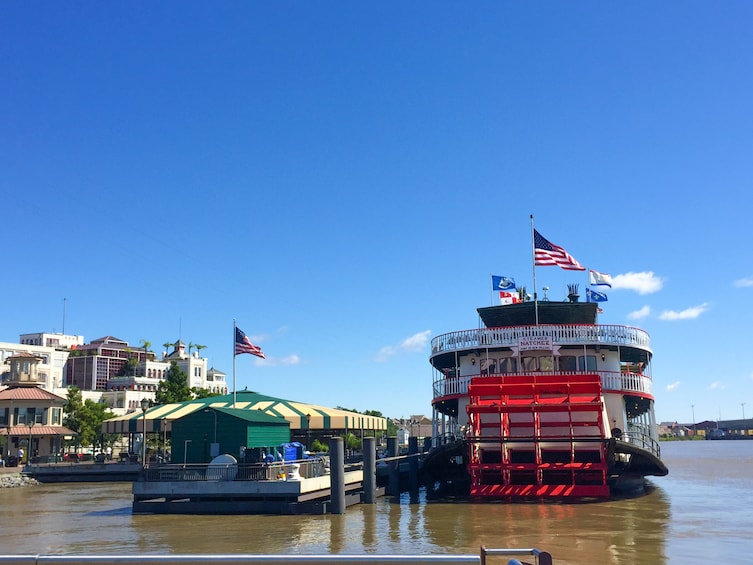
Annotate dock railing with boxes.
[143,457,331,482]
[0,547,553,564]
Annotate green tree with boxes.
[155,362,192,404]
[191,387,222,399]
[140,339,152,360]
[63,387,84,432]
[63,387,116,448]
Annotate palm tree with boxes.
[140,339,152,360]
[188,342,195,355]
[195,344,207,357]
[163,342,173,358]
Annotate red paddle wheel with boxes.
[466,374,610,499]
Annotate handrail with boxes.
[433,370,652,400]
[431,324,650,355]
[0,547,553,564]
[143,458,330,482]
[621,426,662,458]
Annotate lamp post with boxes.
[183,439,192,467]
[140,397,150,467]
[742,403,747,436]
[203,409,217,444]
[306,413,311,451]
[204,409,218,457]
[26,422,34,465]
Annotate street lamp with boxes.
[204,409,218,457]
[203,409,218,443]
[140,397,150,467]
[305,413,311,451]
[26,421,34,466]
[183,439,192,467]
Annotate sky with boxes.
[2,2,752,425]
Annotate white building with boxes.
[19,332,84,350]
[0,340,72,392]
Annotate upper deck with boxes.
[431,301,651,366]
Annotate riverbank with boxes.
[0,465,38,488]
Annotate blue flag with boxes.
[492,275,517,291]
[586,288,608,303]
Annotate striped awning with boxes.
[102,390,388,435]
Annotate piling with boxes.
[386,436,399,497]
[408,436,419,493]
[362,437,376,504]
[329,436,346,514]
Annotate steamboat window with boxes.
[499,357,518,373]
[521,357,538,371]
[578,355,597,371]
[539,356,554,371]
[559,356,577,371]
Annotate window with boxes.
[539,356,554,371]
[578,355,597,371]
[521,357,538,371]
[499,357,518,373]
[559,356,577,371]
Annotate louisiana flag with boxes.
[492,275,516,291]
[235,327,266,358]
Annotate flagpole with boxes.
[233,318,237,408]
[489,273,493,306]
[530,214,539,325]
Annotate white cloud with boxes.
[665,381,680,392]
[707,381,726,390]
[257,354,300,367]
[375,330,431,361]
[627,305,651,320]
[374,346,396,362]
[400,330,432,351]
[659,303,709,321]
[612,271,664,295]
[733,277,753,288]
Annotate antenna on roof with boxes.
[62,298,67,334]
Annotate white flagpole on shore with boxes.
[233,318,237,407]
[530,214,539,325]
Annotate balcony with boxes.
[433,370,653,400]
[431,324,651,355]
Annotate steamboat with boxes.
[423,297,668,500]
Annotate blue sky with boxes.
[2,2,752,424]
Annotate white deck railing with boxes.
[433,370,652,399]
[431,324,651,355]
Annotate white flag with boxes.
[589,269,612,287]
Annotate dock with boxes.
[22,461,142,482]
[133,463,373,514]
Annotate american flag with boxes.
[235,327,266,358]
[534,229,585,271]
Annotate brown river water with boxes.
[0,440,751,564]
